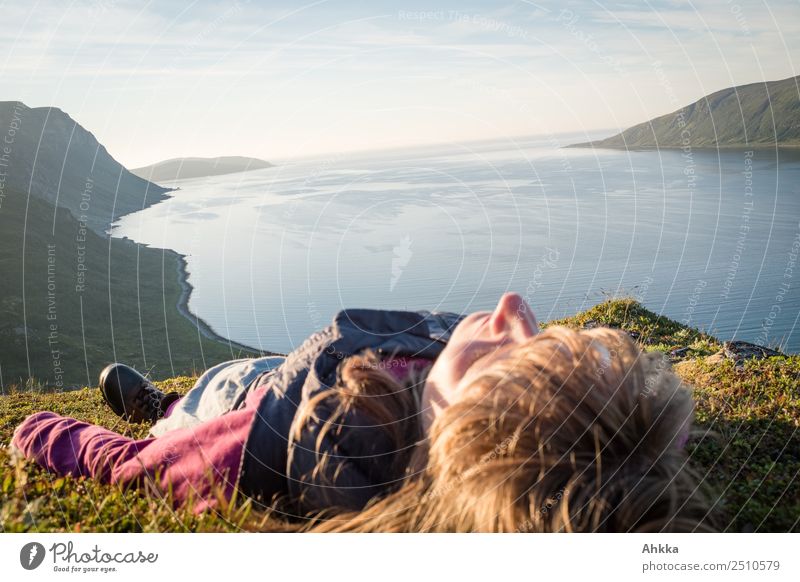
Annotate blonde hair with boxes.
[298,326,715,532]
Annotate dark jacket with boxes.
[236,309,464,513]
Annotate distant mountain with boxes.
[569,75,800,149]
[131,156,273,183]
[0,101,170,233]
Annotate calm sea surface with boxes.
[114,137,800,354]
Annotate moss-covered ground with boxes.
[2,299,797,532]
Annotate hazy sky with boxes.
[1,0,798,167]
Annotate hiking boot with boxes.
[98,363,180,423]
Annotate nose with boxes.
[489,292,539,340]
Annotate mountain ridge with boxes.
[0,101,171,233]
[132,155,273,183]
[568,75,800,149]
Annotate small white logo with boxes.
[390,235,413,292]
[20,542,46,570]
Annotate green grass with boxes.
[547,296,723,356]
[0,378,282,532]
[676,357,800,532]
[1,299,798,532]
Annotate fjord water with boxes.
[113,137,800,354]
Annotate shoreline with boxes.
[111,175,273,358]
[172,252,272,356]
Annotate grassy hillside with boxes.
[131,156,273,183]
[0,101,170,234]
[1,299,797,532]
[0,187,259,388]
[570,75,800,149]
[0,101,260,388]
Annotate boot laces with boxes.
[133,381,165,419]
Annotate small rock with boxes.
[705,341,781,367]
[722,340,781,362]
[582,319,644,343]
[669,347,690,361]
[705,352,726,364]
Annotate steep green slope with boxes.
[570,75,800,149]
[0,101,170,233]
[0,187,258,388]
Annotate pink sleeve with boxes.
[11,408,255,513]
[11,411,150,481]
